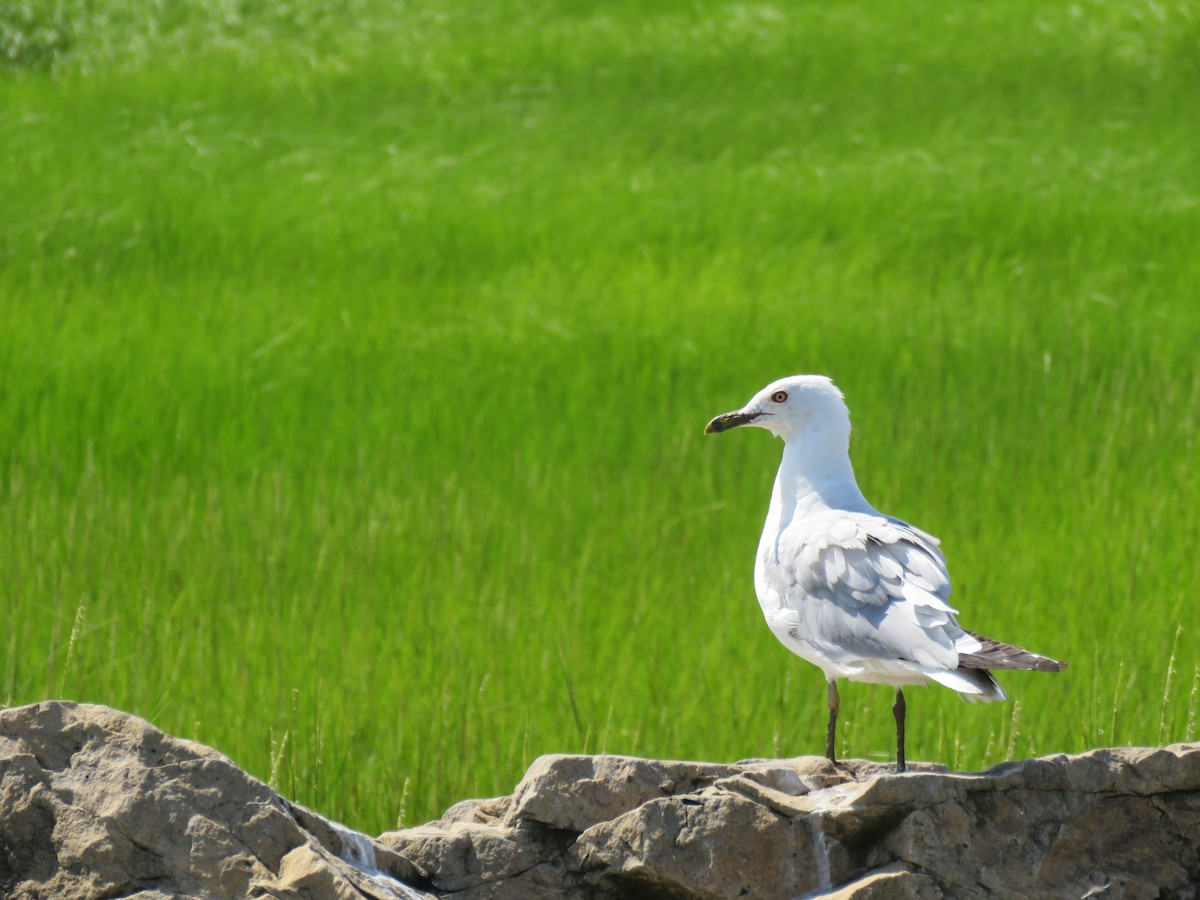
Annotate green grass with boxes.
[3,0,1199,834]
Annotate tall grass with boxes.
[3,0,1198,832]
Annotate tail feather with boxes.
[958,630,1067,673]
[928,666,1007,702]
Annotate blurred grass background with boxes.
[2,0,1199,833]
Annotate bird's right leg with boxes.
[825,679,839,763]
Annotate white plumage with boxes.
[706,374,1065,770]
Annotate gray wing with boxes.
[772,511,976,672]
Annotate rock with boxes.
[0,701,434,900]
[819,862,940,900]
[573,789,808,898]
[504,754,741,833]
[383,747,1200,898]
[5,700,1200,899]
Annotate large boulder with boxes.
[0,701,433,900]
[4,701,1200,898]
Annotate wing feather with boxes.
[771,510,967,675]
[823,544,847,584]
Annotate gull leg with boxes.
[893,688,906,773]
[826,679,839,763]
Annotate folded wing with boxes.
[771,511,1007,698]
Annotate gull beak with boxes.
[704,409,761,434]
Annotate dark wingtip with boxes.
[960,630,1068,673]
[1028,657,1068,673]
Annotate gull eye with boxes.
[771,390,788,403]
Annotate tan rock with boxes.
[276,843,364,899]
[385,749,1200,897]
[7,701,1200,899]
[574,789,817,898]
[0,701,433,900]
[504,753,741,832]
[815,862,939,899]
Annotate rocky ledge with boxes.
[3,702,1199,899]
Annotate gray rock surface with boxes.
[4,701,1200,899]
[383,748,1200,898]
[0,701,433,900]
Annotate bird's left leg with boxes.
[826,679,839,763]
[893,687,906,773]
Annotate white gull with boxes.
[705,375,1066,771]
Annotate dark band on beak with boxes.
[704,410,762,434]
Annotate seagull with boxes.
[705,375,1066,771]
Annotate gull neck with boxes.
[774,425,872,523]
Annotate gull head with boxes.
[704,375,851,445]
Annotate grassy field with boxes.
[3,0,1199,833]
